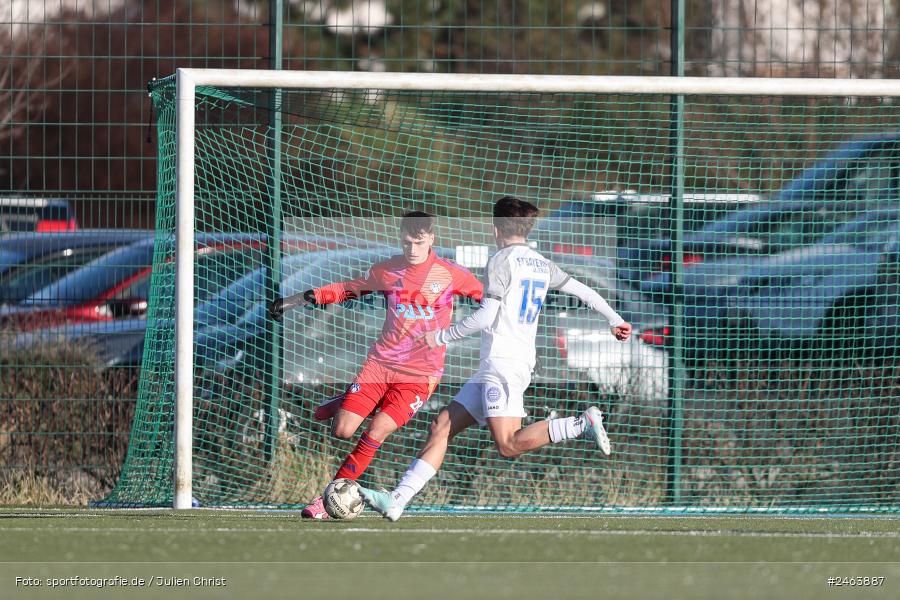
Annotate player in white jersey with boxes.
[359,196,632,521]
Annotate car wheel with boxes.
[819,292,872,362]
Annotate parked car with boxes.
[617,134,900,285]
[820,241,900,360]
[642,208,900,359]
[24,242,671,407]
[13,262,282,366]
[0,197,77,232]
[0,230,151,305]
[0,233,377,332]
[8,233,388,365]
[0,235,264,331]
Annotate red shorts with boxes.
[341,359,440,428]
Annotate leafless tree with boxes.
[0,29,71,150]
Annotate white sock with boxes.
[548,416,586,444]
[391,459,438,509]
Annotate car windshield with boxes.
[700,142,900,244]
[23,238,269,309]
[618,201,748,245]
[195,253,318,326]
[839,148,900,204]
[112,245,264,304]
[582,265,661,320]
[0,246,116,304]
[753,206,900,254]
[23,242,154,307]
[543,256,667,325]
[537,198,748,250]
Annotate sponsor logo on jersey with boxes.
[515,257,550,273]
[395,303,435,320]
[486,386,502,402]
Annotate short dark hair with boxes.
[400,211,435,237]
[493,196,539,238]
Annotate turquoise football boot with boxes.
[359,486,404,522]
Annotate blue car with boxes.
[617,134,900,285]
[0,230,152,305]
[643,208,900,358]
[0,232,381,332]
[0,233,271,331]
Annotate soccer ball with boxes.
[323,478,364,520]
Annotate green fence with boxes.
[2,0,900,506]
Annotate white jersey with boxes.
[479,244,570,369]
[436,242,625,374]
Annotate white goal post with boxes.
[172,67,900,509]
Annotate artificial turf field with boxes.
[1,509,898,600]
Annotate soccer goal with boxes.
[100,69,900,513]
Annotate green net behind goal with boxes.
[100,76,900,512]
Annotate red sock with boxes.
[335,432,382,481]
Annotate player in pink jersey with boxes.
[270,212,483,518]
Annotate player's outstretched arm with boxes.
[558,278,631,341]
[271,265,384,321]
[269,289,316,321]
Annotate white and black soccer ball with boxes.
[323,478,364,520]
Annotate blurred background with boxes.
[4,1,899,227]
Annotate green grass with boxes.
[1,509,898,599]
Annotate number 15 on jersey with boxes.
[518,279,547,324]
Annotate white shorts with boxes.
[452,359,532,426]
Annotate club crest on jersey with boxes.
[395,303,435,320]
[430,281,442,294]
[486,387,502,402]
[349,383,361,393]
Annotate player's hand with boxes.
[269,297,289,321]
[611,322,632,341]
[420,329,441,349]
[269,290,316,321]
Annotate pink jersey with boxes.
[313,250,483,377]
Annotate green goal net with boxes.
[100,72,900,513]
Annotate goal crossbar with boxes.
[176,68,900,96]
